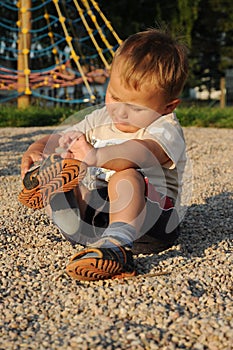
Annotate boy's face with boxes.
[105,62,179,133]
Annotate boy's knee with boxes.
[108,169,145,198]
[50,191,82,242]
[109,168,143,186]
[52,208,81,237]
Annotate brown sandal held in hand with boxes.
[18,154,86,209]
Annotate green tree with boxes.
[100,0,200,46]
[190,0,233,94]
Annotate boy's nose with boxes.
[116,103,128,119]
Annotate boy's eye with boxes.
[130,106,144,112]
[110,93,121,102]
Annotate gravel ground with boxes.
[0,126,232,350]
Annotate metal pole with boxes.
[220,77,226,108]
[17,0,31,108]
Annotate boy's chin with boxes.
[115,123,140,133]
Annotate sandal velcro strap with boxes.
[66,237,136,281]
[18,154,86,210]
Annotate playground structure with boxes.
[0,0,122,107]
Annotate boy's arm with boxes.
[66,135,171,170]
[95,139,172,170]
[21,134,60,178]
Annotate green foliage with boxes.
[176,106,233,128]
[0,106,232,128]
[99,0,233,90]
[0,106,77,127]
[100,0,200,46]
[177,0,201,46]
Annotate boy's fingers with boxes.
[59,131,83,148]
[69,134,86,149]
[21,154,43,178]
[77,134,86,142]
[61,150,73,159]
[21,168,28,179]
[21,165,31,179]
[21,156,33,178]
[70,131,83,140]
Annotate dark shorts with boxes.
[82,183,180,255]
[51,171,180,255]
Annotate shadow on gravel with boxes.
[136,191,232,274]
[41,191,232,278]
[179,191,232,254]
[0,129,55,176]
[0,129,54,153]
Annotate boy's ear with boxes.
[164,99,180,114]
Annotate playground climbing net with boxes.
[0,0,122,106]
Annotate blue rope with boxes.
[31,32,63,43]
[32,14,58,24]
[0,37,17,44]
[0,92,23,103]
[67,16,82,25]
[30,18,60,33]
[29,0,52,11]
[0,59,72,74]
[0,46,18,54]
[29,38,65,55]
[1,17,18,26]
[0,2,18,11]
[28,59,69,73]
[31,90,92,104]
[0,55,17,62]
[0,22,19,32]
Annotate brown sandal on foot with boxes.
[66,237,136,281]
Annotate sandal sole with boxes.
[18,155,86,209]
[66,248,136,281]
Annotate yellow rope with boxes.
[73,0,110,70]
[44,2,69,97]
[52,0,95,102]
[89,0,122,46]
[81,0,114,57]
[43,2,60,66]
[16,0,122,102]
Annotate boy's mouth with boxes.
[114,118,129,125]
[114,121,140,133]
[116,121,128,125]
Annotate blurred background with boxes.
[0,0,232,127]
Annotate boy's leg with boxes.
[100,169,179,253]
[108,168,146,230]
[50,183,94,244]
[50,185,109,245]
[66,169,145,280]
[49,190,82,244]
[132,183,180,255]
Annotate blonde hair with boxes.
[113,29,189,100]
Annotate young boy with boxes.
[20,29,189,281]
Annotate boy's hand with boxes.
[61,134,97,166]
[58,131,83,151]
[21,150,44,179]
[21,134,61,179]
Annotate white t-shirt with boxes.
[63,106,186,202]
